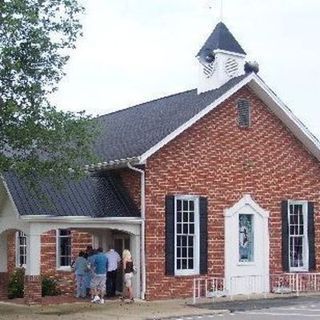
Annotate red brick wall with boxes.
[119,169,141,210]
[144,86,320,299]
[7,229,92,296]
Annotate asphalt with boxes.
[1,294,319,319]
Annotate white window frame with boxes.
[288,200,309,272]
[174,195,200,276]
[56,229,72,270]
[15,231,27,268]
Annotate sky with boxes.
[51,0,320,140]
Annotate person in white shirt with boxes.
[105,245,121,297]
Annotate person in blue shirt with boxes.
[73,251,87,298]
[91,247,108,304]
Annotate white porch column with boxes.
[0,232,8,272]
[130,234,141,298]
[25,233,41,276]
[24,232,42,304]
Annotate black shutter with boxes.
[165,195,175,276]
[199,197,208,275]
[281,200,289,272]
[308,202,316,271]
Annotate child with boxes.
[74,251,87,298]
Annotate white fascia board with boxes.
[139,73,255,163]
[213,49,246,58]
[0,176,21,219]
[248,76,320,162]
[19,215,143,224]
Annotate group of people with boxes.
[72,245,135,304]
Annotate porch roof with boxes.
[3,171,139,217]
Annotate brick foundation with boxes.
[0,272,9,300]
[24,275,42,304]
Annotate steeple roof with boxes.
[197,22,246,58]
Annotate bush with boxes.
[8,268,25,299]
[41,276,60,297]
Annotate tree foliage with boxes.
[0,0,98,181]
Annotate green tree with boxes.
[0,0,97,182]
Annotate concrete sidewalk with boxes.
[0,298,228,320]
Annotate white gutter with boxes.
[19,215,143,224]
[127,162,146,300]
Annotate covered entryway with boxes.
[224,194,269,295]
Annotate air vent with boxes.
[203,62,216,78]
[225,58,239,78]
[237,99,250,128]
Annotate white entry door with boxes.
[224,194,269,295]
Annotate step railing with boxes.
[193,277,226,304]
[192,273,320,304]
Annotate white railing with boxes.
[193,277,226,304]
[192,273,320,304]
[270,273,320,295]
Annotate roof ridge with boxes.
[97,88,197,120]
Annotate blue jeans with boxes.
[76,274,86,298]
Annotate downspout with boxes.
[127,162,146,300]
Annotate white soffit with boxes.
[248,76,320,162]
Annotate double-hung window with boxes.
[174,196,200,276]
[288,201,308,271]
[16,231,27,268]
[57,229,72,268]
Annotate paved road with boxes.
[166,296,320,320]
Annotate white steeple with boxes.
[197,22,247,94]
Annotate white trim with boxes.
[139,74,255,163]
[137,73,320,164]
[174,195,200,276]
[287,200,309,272]
[56,228,72,269]
[20,215,143,224]
[248,76,320,161]
[224,194,269,218]
[213,49,246,58]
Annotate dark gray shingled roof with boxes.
[197,22,246,58]
[94,73,249,162]
[4,73,250,217]
[4,171,139,217]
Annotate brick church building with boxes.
[0,22,319,304]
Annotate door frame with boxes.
[224,194,270,295]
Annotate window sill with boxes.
[57,266,72,272]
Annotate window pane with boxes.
[182,247,187,258]
[189,223,194,234]
[59,229,71,267]
[182,259,187,269]
[177,247,181,258]
[177,259,181,270]
[177,223,182,234]
[177,211,182,222]
[239,214,254,262]
[189,212,194,222]
[177,200,182,211]
[189,201,194,211]
[188,259,194,269]
[177,235,182,246]
[188,247,194,258]
[183,212,188,223]
[183,201,188,211]
[183,224,188,234]
[182,236,187,246]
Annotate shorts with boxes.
[124,272,133,288]
[91,274,106,292]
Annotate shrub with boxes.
[41,276,60,297]
[8,268,25,299]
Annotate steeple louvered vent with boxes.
[225,58,239,78]
[237,99,251,128]
[203,61,216,78]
